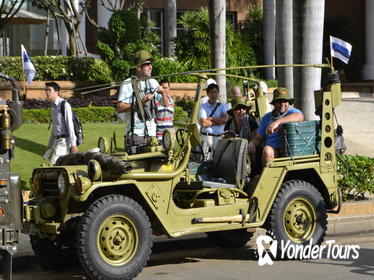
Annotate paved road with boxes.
[4,232,374,280]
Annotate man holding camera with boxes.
[116,50,168,148]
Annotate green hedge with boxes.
[338,155,374,200]
[24,107,116,123]
[24,106,188,124]
[0,56,112,83]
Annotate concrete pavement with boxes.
[335,95,374,157]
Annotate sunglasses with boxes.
[142,62,152,66]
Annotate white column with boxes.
[362,0,374,80]
[164,0,177,57]
[97,0,114,28]
[263,0,276,80]
[209,0,226,103]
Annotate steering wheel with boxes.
[176,128,187,148]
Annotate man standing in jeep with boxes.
[249,87,304,167]
[116,50,168,148]
[44,82,78,164]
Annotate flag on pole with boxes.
[330,36,352,64]
[21,44,36,84]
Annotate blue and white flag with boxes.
[21,44,36,84]
[330,36,352,64]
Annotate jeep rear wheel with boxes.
[267,180,327,246]
[77,195,152,280]
[207,229,253,248]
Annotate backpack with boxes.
[61,100,84,146]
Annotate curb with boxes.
[326,199,374,236]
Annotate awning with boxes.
[1,9,47,25]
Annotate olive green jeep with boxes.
[23,65,342,280]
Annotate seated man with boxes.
[198,83,228,160]
[249,87,304,167]
[224,97,258,161]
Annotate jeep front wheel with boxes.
[77,194,152,280]
[267,180,327,246]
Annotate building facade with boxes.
[3,0,374,81]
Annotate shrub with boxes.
[24,96,115,109]
[152,58,197,83]
[97,9,159,82]
[175,99,194,116]
[23,107,116,123]
[338,155,374,199]
[174,106,189,123]
[175,8,257,83]
[0,56,112,83]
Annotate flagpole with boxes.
[329,36,335,71]
[20,50,27,100]
[330,52,335,71]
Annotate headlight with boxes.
[76,176,92,194]
[162,129,175,152]
[57,173,67,194]
[33,173,42,194]
[88,159,102,181]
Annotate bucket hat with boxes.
[132,50,153,68]
[270,87,294,105]
[227,97,251,116]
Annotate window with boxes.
[226,11,237,30]
[141,9,163,54]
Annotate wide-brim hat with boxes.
[132,50,154,68]
[270,87,294,105]
[227,97,251,116]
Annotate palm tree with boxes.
[164,0,177,57]
[293,0,325,120]
[263,0,275,80]
[275,0,294,98]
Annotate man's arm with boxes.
[266,112,304,135]
[200,118,215,127]
[210,113,228,125]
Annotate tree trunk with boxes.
[164,0,177,57]
[66,24,78,56]
[293,0,325,121]
[276,0,294,98]
[44,10,50,56]
[208,0,226,103]
[263,0,276,80]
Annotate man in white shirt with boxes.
[198,83,228,160]
[45,82,78,164]
[116,50,168,149]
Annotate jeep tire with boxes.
[77,194,152,280]
[267,180,327,246]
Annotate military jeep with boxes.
[23,65,342,280]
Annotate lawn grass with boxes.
[11,123,125,189]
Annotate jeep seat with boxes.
[201,138,251,189]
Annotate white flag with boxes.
[21,44,36,84]
[330,36,352,64]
